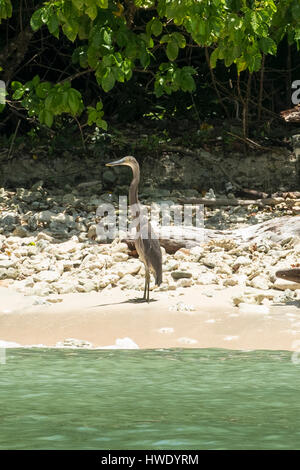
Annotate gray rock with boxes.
[171,271,192,280]
[33,270,61,283]
[0,258,17,269]
[0,212,20,229]
[38,210,57,224]
[77,279,98,293]
[36,231,54,242]
[53,279,78,294]
[0,267,18,279]
[176,278,193,287]
[87,225,97,239]
[12,226,29,238]
[111,242,128,253]
[250,275,270,290]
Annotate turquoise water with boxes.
[0,348,300,450]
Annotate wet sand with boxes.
[0,285,300,351]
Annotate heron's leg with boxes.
[143,273,147,300]
[143,269,150,302]
[146,272,150,303]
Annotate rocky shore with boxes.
[0,182,300,314]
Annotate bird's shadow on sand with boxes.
[90,298,158,308]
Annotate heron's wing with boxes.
[138,224,162,286]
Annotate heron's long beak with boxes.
[106,158,126,167]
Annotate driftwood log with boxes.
[123,215,300,254]
[276,269,300,284]
[280,105,300,123]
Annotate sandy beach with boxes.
[1,284,299,351]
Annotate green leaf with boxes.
[224,47,234,67]
[0,0,12,20]
[48,13,59,37]
[87,108,97,125]
[11,80,26,99]
[35,82,52,98]
[172,32,186,48]
[72,0,84,10]
[44,93,55,111]
[41,6,51,24]
[62,22,78,41]
[250,11,259,33]
[39,109,54,127]
[292,3,300,21]
[210,48,219,68]
[112,65,125,83]
[87,46,99,68]
[139,48,150,68]
[86,3,98,20]
[160,34,170,44]
[259,37,276,55]
[247,52,262,72]
[181,74,195,92]
[11,81,23,91]
[96,118,107,130]
[103,28,112,45]
[116,29,128,47]
[96,0,108,8]
[101,69,116,92]
[32,75,40,87]
[166,41,178,61]
[126,40,137,59]
[295,28,300,40]
[68,89,80,114]
[151,18,162,37]
[235,57,247,74]
[30,9,43,31]
[102,54,114,67]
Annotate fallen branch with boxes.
[178,197,286,207]
[122,215,300,253]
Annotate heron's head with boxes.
[105,156,139,171]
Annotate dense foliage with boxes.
[0,0,300,139]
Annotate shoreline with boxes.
[1,285,299,352]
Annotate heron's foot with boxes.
[125,296,155,303]
[129,297,149,303]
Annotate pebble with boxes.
[177,337,198,345]
[56,338,93,348]
[158,327,175,334]
[169,302,196,312]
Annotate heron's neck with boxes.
[129,173,139,206]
